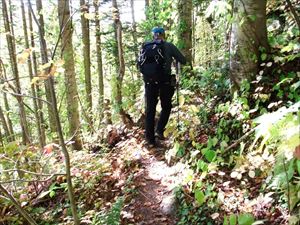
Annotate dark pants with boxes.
[144,82,175,143]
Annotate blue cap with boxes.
[152,27,165,34]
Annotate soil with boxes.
[109,128,185,225]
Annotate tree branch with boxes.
[286,0,300,30]
[224,129,255,152]
[0,174,61,184]
[1,169,66,177]
[0,184,38,225]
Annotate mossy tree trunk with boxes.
[80,0,93,126]
[0,59,14,140]
[58,0,82,150]
[21,0,45,147]
[35,0,57,134]
[229,0,269,88]
[112,0,133,126]
[177,0,193,65]
[28,0,46,146]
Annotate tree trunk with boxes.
[177,0,193,65]
[35,0,57,134]
[58,0,82,150]
[94,0,104,122]
[112,0,132,127]
[145,0,149,19]
[28,0,46,146]
[80,0,92,125]
[130,0,139,63]
[2,0,30,145]
[229,0,269,88]
[0,59,14,140]
[0,127,3,146]
[8,0,14,37]
[0,105,12,142]
[21,0,45,148]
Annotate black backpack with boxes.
[137,41,165,82]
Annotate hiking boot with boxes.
[155,131,166,140]
[146,139,156,148]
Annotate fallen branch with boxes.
[224,129,255,152]
[0,184,38,225]
[1,169,65,177]
[0,174,62,184]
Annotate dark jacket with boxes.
[162,41,186,76]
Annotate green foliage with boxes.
[254,102,300,211]
[92,197,124,225]
[237,213,255,225]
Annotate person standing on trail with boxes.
[137,27,186,147]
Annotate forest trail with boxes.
[107,127,186,225]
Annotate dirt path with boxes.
[111,128,186,225]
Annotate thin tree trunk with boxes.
[8,0,14,38]
[80,0,93,126]
[112,0,132,126]
[0,127,3,146]
[48,73,80,225]
[130,0,139,61]
[0,105,12,142]
[145,0,150,19]
[58,0,82,150]
[35,0,57,134]
[2,0,31,145]
[3,94,14,138]
[177,0,193,65]
[0,59,14,139]
[21,0,45,148]
[94,0,104,122]
[28,0,46,145]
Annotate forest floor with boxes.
[105,127,187,225]
[7,125,290,224]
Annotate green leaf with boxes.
[229,214,237,225]
[194,189,205,206]
[297,160,300,175]
[197,160,208,172]
[205,150,216,162]
[49,190,55,198]
[261,53,267,61]
[223,216,229,225]
[248,15,256,21]
[212,137,218,147]
[238,213,255,225]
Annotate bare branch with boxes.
[1,169,66,177]
[0,174,63,184]
[0,184,38,225]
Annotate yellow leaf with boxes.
[31,77,40,85]
[190,105,199,113]
[179,95,185,107]
[84,12,95,20]
[49,64,57,76]
[17,48,32,64]
[40,62,52,70]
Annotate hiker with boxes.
[138,27,186,147]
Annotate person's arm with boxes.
[170,43,186,65]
